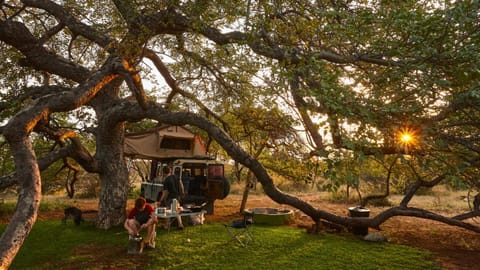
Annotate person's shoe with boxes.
[177,226,184,230]
[129,234,141,241]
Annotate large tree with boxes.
[1,0,479,268]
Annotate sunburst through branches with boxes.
[396,126,419,152]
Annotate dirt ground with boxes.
[37,194,480,270]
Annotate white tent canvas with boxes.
[124,125,208,159]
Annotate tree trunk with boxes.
[239,172,254,214]
[95,122,129,229]
[0,137,41,269]
[239,184,250,213]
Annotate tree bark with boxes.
[90,81,130,229]
[0,136,40,269]
[95,121,129,229]
[239,171,254,213]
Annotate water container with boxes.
[348,206,370,236]
[171,199,178,213]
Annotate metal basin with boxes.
[245,207,294,225]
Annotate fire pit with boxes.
[245,207,294,225]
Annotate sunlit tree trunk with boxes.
[0,137,41,269]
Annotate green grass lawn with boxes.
[1,220,442,270]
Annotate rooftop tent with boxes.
[124,125,209,159]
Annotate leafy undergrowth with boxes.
[1,220,441,270]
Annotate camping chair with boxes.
[224,211,254,247]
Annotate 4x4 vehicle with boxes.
[140,158,229,214]
[124,125,229,214]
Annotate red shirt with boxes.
[127,204,154,225]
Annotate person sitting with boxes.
[157,166,184,229]
[124,197,158,249]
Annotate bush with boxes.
[74,175,100,199]
[366,197,392,207]
[128,186,141,199]
[415,187,435,196]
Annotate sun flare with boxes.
[400,133,413,144]
[396,127,419,149]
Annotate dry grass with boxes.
[388,186,473,214]
[229,180,474,213]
